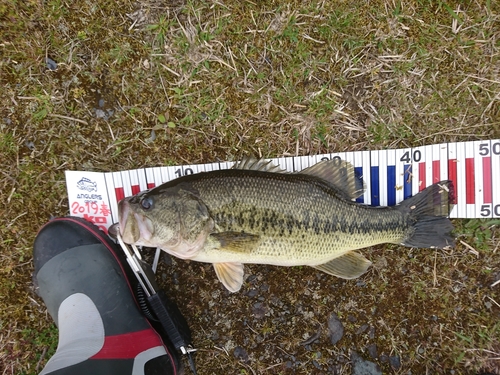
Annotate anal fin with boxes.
[312,252,372,279]
[213,262,245,292]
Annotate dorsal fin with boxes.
[300,159,365,200]
[232,156,288,173]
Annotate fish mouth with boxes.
[118,199,154,245]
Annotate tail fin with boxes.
[396,180,455,249]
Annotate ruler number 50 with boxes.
[481,204,500,217]
[479,142,500,156]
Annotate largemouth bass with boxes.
[117,157,455,292]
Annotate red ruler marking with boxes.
[419,162,426,191]
[147,182,155,189]
[432,160,440,183]
[131,185,140,195]
[483,157,492,204]
[465,158,475,204]
[448,159,458,204]
[115,187,124,203]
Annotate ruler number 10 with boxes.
[175,168,194,177]
[399,150,422,163]
[479,142,500,156]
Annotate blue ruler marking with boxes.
[355,166,364,203]
[403,164,412,200]
[371,166,380,206]
[387,165,396,206]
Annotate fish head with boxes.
[118,190,178,248]
[118,186,213,260]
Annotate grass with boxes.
[1,0,499,373]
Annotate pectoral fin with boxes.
[210,231,260,253]
[213,262,245,292]
[312,252,372,279]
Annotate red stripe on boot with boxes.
[91,329,164,359]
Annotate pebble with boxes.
[327,313,344,345]
[95,109,106,119]
[356,280,366,287]
[366,343,378,359]
[161,252,173,266]
[246,289,258,298]
[210,330,219,340]
[369,326,375,339]
[94,108,115,120]
[389,355,401,370]
[260,283,269,292]
[25,140,35,150]
[252,302,267,319]
[149,129,156,142]
[45,57,57,70]
[356,324,369,335]
[351,351,383,375]
[233,346,249,362]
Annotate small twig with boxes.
[300,325,322,346]
[302,33,324,44]
[106,121,115,142]
[158,68,170,105]
[47,113,88,125]
[263,363,283,371]
[486,296,500,308]
[433,251,438,287]
[6,212,27,228]
[213,346,229,355]
[35,347,47,372]
[459,240,479,257]
[464,348,500,356]
[416,123,496,142]
[239,362,257,375]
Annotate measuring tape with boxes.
[65,139,500,233]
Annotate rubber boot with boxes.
[33,216,182,375]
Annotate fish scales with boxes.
[117,157,455,292]
[185,169,409,261]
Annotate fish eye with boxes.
[141,197,153,210]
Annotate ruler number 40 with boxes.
[479,142,500,156]
[399,150,422,163]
